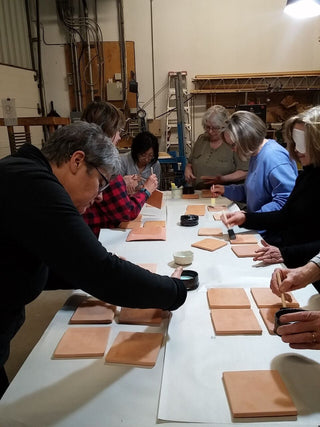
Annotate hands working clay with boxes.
[270,255,320,350]
[124,173,158,194]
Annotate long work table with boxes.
[0,192,319,426]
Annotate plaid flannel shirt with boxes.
[83,174,147,237]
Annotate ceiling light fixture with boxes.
[284,0,320,19]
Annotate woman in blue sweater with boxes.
[222,106,320,268]
[211,110,298,213]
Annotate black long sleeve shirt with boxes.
[0,144,187,367]
[242,164,320,268]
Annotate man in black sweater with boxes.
[0,122,187,398]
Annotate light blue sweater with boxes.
[224,140,298,213]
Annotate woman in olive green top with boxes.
[185,105,249,189]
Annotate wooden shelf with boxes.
[192,71,320,94]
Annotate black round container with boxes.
[180,270,199,291]
[274,307,306,336]
[182,185,195,195]
[180,214,199,227]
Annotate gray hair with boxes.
[202,105,229,129]
[41,121,121,176]
[284,105,320,167]
[223,111,266,160]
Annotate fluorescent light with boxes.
[284,0,320,18]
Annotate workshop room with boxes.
[0,0,320,425]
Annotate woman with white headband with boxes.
[221,105,320,271]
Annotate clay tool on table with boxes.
[222,211,236,240]
[276,271,287,308]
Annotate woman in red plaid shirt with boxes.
[82,101,158,237]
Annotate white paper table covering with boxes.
[1,192,320,426]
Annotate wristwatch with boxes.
[140,188,151,198]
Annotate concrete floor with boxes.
[4,290,72,382]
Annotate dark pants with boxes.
[0,366,9,399]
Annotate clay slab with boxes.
[223,370,297,418]
[200,189,212,198]
[185,204,206,216]
[126,226,166,241]
[143,220,166,228]
[207,288,251,309]
[147,189,163,209]
[69,300,116,324]
[231,244,260,257]
[105,331,164,367]
[251,288,300,308]
[198,227,223,236]
[230,234,258,244]
[259,308,278,334]
[191,238,227,252]
[118,307,166,325]
[182,194,199,199]
[210,308,262,335]
[53,327,110,358]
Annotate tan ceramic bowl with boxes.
[173,250,194,265]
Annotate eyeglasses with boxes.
[205,125,221,132]
[138,152,154,160]
[94,166,110,193]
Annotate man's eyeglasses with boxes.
[94,167,110,193]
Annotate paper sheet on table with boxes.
[158,288,320,424]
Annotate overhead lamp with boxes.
[284,0,320,19]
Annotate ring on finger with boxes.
[312,332,317,343]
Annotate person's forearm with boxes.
[220,170,247,183]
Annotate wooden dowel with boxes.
[276,271,287,308]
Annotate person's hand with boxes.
[143,174,158,194]
[221,211,246,228]
[184,164,196,182]
[124,174,141,194]
[210,184,225,197]
[171,266,184,279]
[277,310,320,350]
[201,175,222,185]
[270,262,320,299]
[253,239,284,264]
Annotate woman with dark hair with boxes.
[81,102,159,237]
[120,131,161,192]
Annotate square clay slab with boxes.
[198,227,223,236]
[191,238,227,252]
[185,204,206,216]
[251,288,300,308]
[53,327,110,358]
[147,189,163,208]
[126,226,166,241]
[105,331,164,367]
[118,307,167,325]
[259,308,278,335]
[210,308,262,335]
[69,300,116,324]
[223,370,297,418]
[182,194,199,199]
[207,288,251,309]
[231,244,260,257]
[230,234,258,244]
[143,220,166,228]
